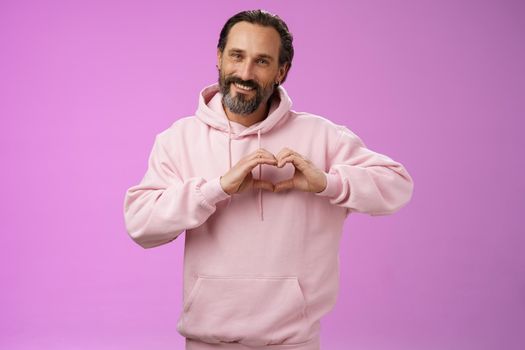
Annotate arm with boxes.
[315,126,414,216]
[123,134,231,249]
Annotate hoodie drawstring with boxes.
[257,129,263,221]
[226,122,233,207]
[223,116,264,221]
[200,83,291,222]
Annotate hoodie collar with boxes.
[195,82,294,221]
[195,82,293,138]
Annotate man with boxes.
[123,9,414,350]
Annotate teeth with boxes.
[234,83,254,91]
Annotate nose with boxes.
[238,59,256,82]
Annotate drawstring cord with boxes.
[257,129,263,221]
[223,115,263,221]
[226,122,232,207]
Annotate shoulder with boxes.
[286,110,353,138]
[156,116,200,141]
[285,111,367,152]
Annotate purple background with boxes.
[1,0,524,349]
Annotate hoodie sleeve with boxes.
[315,125,414,216]
[123,134,231,249]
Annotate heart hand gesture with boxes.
[219,148,327,195]
[219,148,278,195]
[273,147,327,193]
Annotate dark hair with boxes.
[217,9,294,84]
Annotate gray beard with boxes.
[222,87,262,115]
[218,72,275,115]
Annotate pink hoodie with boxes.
[123,82,414,349]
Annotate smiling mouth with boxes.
[232,82,256,92]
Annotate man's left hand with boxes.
[273,147,327,193]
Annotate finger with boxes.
[245,150,278,166]
[275,147,292,162]
[249,148,277,161]
[277,154,302,168]
[274,178,294,193]
[276,149,305,167]
[247,157,278,170]
[253,179,275,192]
[281,155,310,171]
[277,155,292,168]
[259,148,278,161]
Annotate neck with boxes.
[223,93,274,127]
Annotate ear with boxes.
[277,62,289,84]
[216,48,223,68]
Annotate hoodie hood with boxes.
[195,82,293,221]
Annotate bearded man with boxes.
[124,9,414,350]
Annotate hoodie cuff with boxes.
[315,171,342,198]
[199,177,231,207]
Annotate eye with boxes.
[257,59,269,65]
[230,53,242,60]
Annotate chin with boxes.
[233,91,255,101]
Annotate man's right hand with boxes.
[220,148,277,195]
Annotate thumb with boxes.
[252,179,275,192]
[274,178,294,193]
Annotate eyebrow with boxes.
[228,48,274,61]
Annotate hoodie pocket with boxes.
[176,274,311,346]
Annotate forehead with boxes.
[225,21,281,58]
